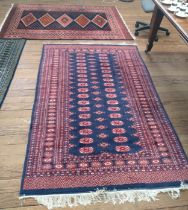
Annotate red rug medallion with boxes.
[0,4,133,40]
[20,45,188,208]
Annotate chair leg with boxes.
[134,21,169,39]
[158,27,170,36]
[135,21,148,28]
[135,26,158,41]
[135,25,150,36]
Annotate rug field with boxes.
[0,39,25,108]
[20,44,188,209]
[0,4,133,40]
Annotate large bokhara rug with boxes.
[0,4,133,40]
[20,45,188,209]
[0,39,25,108]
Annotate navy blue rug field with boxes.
[20,44,188,209]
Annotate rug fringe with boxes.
[19,182,188,209]
[115,7,136,40]
[0,3,14,32]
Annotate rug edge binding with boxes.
[0,3,14,32]
[115,6,136,40]
[19,182,188,209]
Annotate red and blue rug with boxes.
[0,4,133,40]
[20,45,188,209]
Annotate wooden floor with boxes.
[0,0,188,210]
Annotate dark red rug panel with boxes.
[0,4,133,40]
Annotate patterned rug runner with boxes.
[0,4,133,40]
[20,45,188,209]
[0,39,25,108]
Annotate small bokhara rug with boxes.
[0,39,25,108]
[0,4,133,40]
[20,45,188,209]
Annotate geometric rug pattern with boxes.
[0,4,133,40]
[0,39,25,108]
[20,45,188,209]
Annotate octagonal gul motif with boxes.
[20,45,188,204]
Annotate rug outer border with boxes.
[0,4,134,40]
[20,44,188,204]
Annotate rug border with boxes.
[20,44,188,197]
[0,4,134,40]
[0,38,26,108]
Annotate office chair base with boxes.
[134,21,170,39]
[135,30,158,41]
[135,22,147,28]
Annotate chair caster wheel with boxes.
[134,31,139,36]
[154,36,158,42]
[135,23,139,28]
[166,31,170,36]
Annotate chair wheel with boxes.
[135,23,139,28]
[166,31,170,36]
[134,31,139,36]
[155,36,158,42]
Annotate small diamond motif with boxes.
[75,14,90,28]
[21,13,37,27]
[92,15,108,28]
[56,14,73,28]
[38,13,55,27]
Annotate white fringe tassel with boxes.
[0,3,14,32]
[19,182,188,210]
